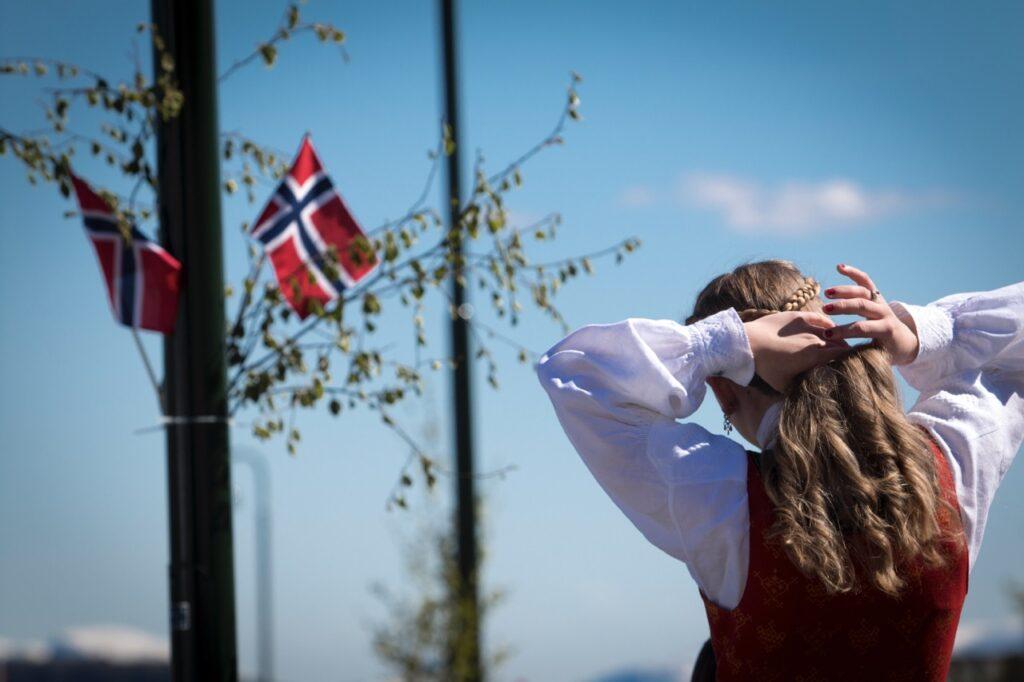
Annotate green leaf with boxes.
[362,292,381,315]
[259,44,278,67]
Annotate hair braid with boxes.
[736,276,819,321]
[782,276,820,310]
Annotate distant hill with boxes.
[588,667,680,682]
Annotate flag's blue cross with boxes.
[256,177,345,293]
[83,215,147,326]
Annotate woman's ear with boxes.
[707,376,738,414]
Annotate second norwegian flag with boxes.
[250,135,378,318]
[71,173,182,334]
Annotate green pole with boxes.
[150,0,238,679]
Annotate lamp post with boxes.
[234,450,275,682]
[150,0,238,678]
[438,1,482,679]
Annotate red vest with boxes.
[700,427,968,681]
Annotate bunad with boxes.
[536,281,1024,680]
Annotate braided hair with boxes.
[733,276,820,321]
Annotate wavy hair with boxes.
[685,259,961,596]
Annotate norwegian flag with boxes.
[250,135,378,318]
[71,174,182,334]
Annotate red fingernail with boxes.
[838,263,846,268]
[825,288,835,296]
[824,329,833,338]
[824,303,834,312]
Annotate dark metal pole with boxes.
[439,1,481,679]
[150,0,238,679]
[234,451,275,682]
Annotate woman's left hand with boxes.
[822,263,921,366]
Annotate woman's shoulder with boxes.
[646,418,750,485]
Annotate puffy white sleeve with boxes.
[535,307,756,608]
[888,281,1024,569]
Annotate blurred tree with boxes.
[370,500,510,681]
[371,378,513,681]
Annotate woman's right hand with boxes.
[743,310,852,392]
[822,263,921,366]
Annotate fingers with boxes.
[823,297,889,320]
[836,263,877,293]
[824,319,891,341]
[790,310,836,330]
[797,337,855,369]
[823,284,873,300]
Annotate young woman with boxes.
[535,260,1023,680]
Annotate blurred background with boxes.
[1,1,1022,680]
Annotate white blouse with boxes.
[535,281,1024,609]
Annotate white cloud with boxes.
[676,173,950,234]
[617,185,657,208]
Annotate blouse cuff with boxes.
[888,300,955,369]
[691,307,756,386]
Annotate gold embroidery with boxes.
[757,570,797,608]
[730,609,752,635]
[755,620,787,652]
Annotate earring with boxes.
[724,414,734,434]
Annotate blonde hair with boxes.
[686,259,960,596]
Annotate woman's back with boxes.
[702,430,968,681]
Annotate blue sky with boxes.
[1,1,1022,680]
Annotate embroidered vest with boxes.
[700,426,968,681]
